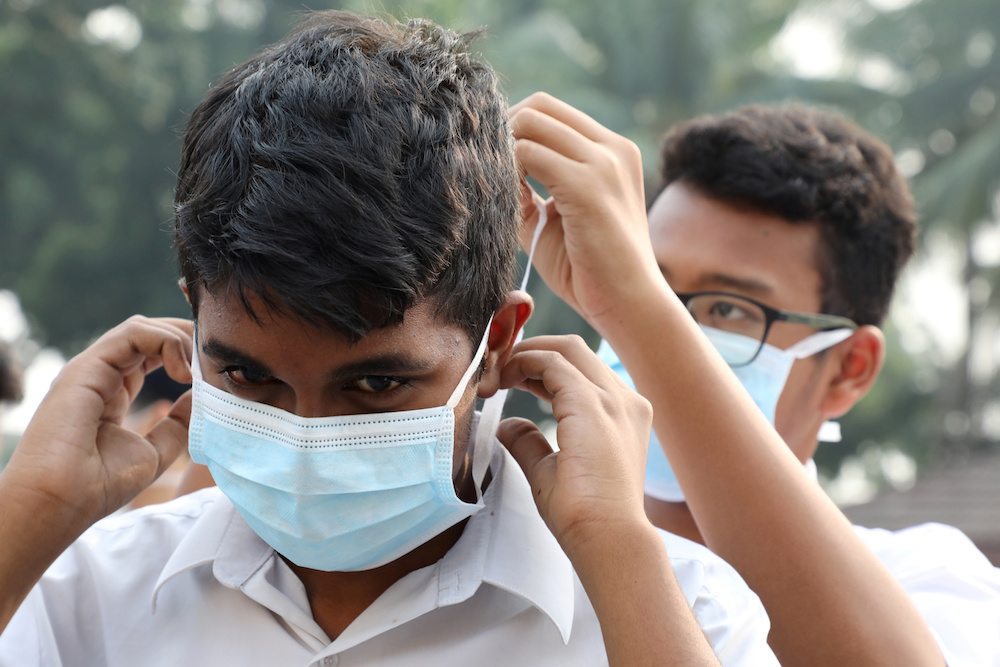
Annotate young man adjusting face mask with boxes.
[598,105,906,507]
[187,196,548,573]
[172,14,534,578]
[578,101,1000,667]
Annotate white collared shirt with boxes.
[1,449,777,666]
[853,523,1000,667]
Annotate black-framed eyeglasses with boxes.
[675,291,858,367]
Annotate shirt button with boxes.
[319,656,337,667]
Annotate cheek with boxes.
[772,360,827,453]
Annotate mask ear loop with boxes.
[817,421,841,442]
[190,324,206,384]
[786,327,854,359]
[446,316,494,408]
[470,188,549,490]
[786,328,854,443]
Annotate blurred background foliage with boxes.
[2,0,999,498]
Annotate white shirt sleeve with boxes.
[662,531,780,666]
[855,522,1000,667]
[1,587,50,666]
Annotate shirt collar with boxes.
[437,448,576,643]
[151,487,273,612]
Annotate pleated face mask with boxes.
[188,190,549,572]
[188,320,494,572]
[598,325,852,503]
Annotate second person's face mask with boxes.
[597,325,853,503]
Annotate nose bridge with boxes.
[291,386,335,419]
[273,367,337,418]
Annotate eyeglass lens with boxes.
[685,294,766,364]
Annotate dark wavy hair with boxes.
[174,11,520,343]
[656,104,916,326]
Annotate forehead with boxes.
[648,182,825,313]
[194,287,470,366]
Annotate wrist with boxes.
[0,471,92,613]
[560,513,664,573]
[589,273,682,344]
[0,467,94,553]
[565,516,672,611]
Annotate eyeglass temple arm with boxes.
[778,311,858,331]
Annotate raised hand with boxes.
[509,93,663,330]
[496,334,724,666]
[1,316,194,533]
[0,316,194,632]
[496,334,651,551]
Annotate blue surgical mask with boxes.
[597,325,853,503]
[596,340,683,502]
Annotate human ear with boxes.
[476,291,533,399]
[819,325,885,419]
[178,278,192,305]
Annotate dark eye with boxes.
[353,376,404,393]
[224,366,272,385]
[711,301,747,320]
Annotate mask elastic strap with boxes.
[519,189,548,292]
[803,458,820,483]
[470,188,550,487]
[786,327,854,359]
[446,316,494,408]
[818,420,841,442]
[190,324,203,381]
[786,328,852,446]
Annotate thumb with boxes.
[497,417,553,488]
[144,390,192,478]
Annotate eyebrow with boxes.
[200,338,437,380]
[329,355,436,381]
[201,339,274,376]
[658,265,776,298]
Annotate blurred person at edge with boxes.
[509,93,1000,667]
[0,342,23,434]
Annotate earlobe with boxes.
[820,325,885,419]
[476,292,533,398]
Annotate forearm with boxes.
[0,317,192,635]
[566,518,720,667]
[0,474,84,633]
[594,280,944,667]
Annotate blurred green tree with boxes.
[1,0,317,351]
[828,0,1000,470]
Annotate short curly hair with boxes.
[655,104,916,326]
[174,11,520,344]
